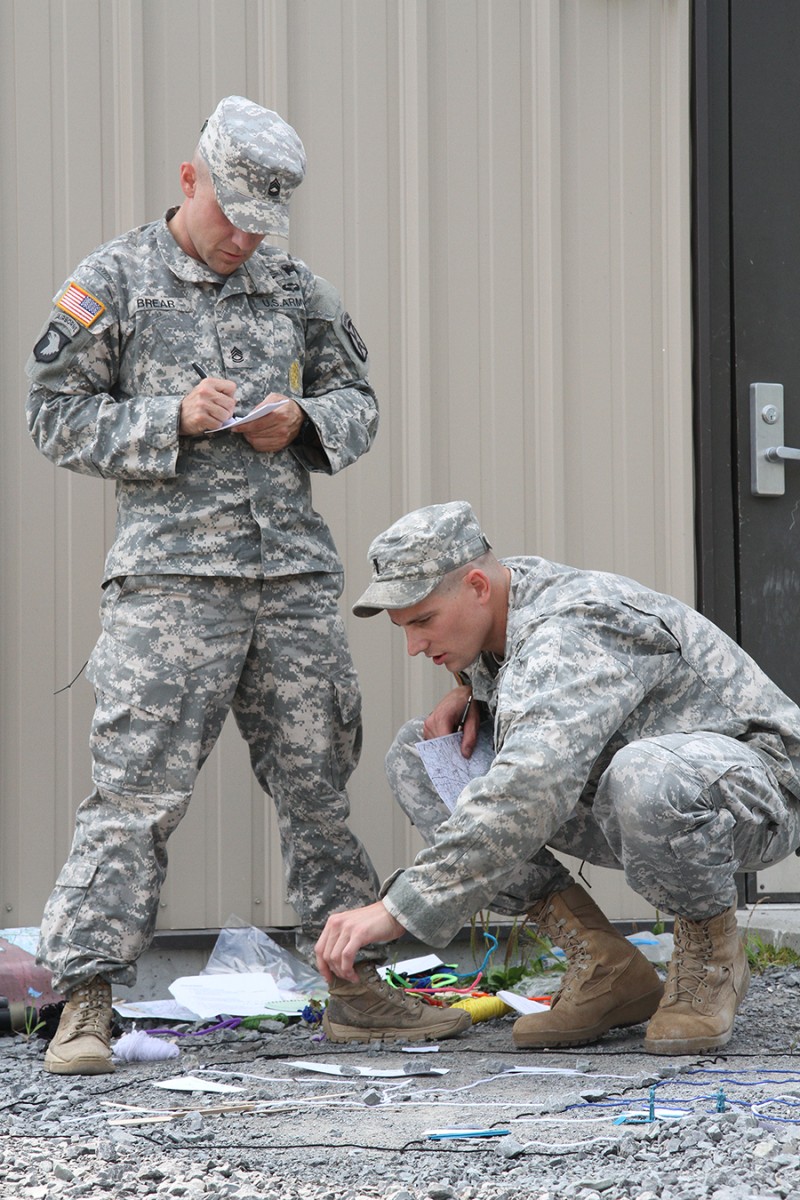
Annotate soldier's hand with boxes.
[422,684,479,756]
[179,377,237,435]
[315,902,405,983]
[237,395,304,452]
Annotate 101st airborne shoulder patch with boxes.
[56,281,106,328]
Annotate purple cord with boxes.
[143,1017,243,1037]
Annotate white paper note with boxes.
[415,727,494,811]
[212,397,289,431]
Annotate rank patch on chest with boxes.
[57,281,105,328]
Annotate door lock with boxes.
[750,382,800,495]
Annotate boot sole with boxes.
[643,1029,733,1056]
[512,986,664,1049]
[44,1054,115,1076]
[322,1015,468,1044]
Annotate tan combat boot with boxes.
[644,905,750,1055]
[513,884,664,1049]
[323,962,472,1043]
[43,976,114,1075]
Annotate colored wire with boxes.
[386,932,499,997]
[140,1017,242,1037]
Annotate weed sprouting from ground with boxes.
[745,932,800,974]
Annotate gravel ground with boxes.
[1,966,800,1200]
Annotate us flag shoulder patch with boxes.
[56,281,106,328]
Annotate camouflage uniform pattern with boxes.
[353,499,491,616]
[26,217,378,582]
[198,97,306,236]
[381,556,800,947]
[26,215,380,991]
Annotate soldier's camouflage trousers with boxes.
[386,719,800,930]
[39,574,381,993]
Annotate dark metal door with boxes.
[694,0,800,900]
[731,3,800,700]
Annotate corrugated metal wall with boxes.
[0,0,692,932]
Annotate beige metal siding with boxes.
[0,0,691,933]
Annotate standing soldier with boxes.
[27,98,468,1075]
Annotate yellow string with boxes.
[450,996,513,1024]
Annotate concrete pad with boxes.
[737,904,800,953]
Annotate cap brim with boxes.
[352,576,441,618]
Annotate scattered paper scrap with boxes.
[503,1065,582,1076]
[286,1059,448,1078]
[379,953,445,979]
[496,990,551,1015]
[169,972,281,1019]
[152,1075,244,1094]
[113,998,200,1021]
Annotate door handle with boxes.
[751,382,793,495]
[765,445,800,462]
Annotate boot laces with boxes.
[550,918,592,1002]
[68,981,110,1038]
[357,967,423,1013]
[668,920,713,1003]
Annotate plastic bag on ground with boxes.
[202,917,327,999]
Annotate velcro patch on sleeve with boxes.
[33,323,73,363]
[341,311,368,362]
[56,281,106,328]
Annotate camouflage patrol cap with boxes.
[353,501,492,617]
[198,96,306,237]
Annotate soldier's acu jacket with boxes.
[25,213,381,988]
[26,210,377,580]
[382,557,800,944]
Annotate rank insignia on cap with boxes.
[57,281,106,328]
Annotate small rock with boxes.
[497,1136,526,1159]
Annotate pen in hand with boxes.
[457,693,473,733]
[192,363,208,380]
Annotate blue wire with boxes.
[566,1065,800,1126]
